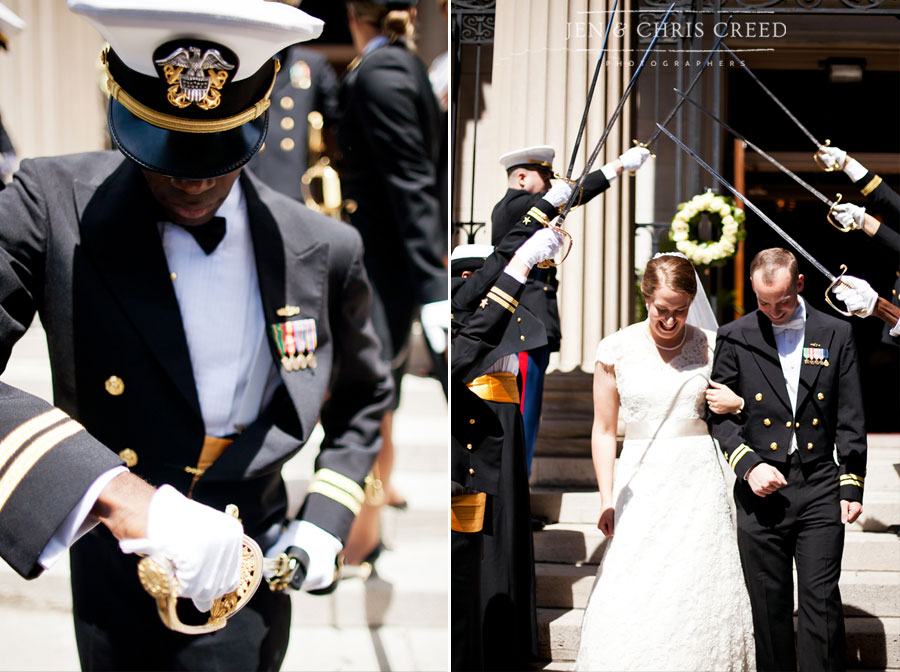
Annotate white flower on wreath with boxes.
[669,189,745,266]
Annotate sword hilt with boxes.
[825,193,852,232]
[824,264,854,317]
[267,546,341,595]
[813,139,839,172]
[137,506,264,636]
[634,138,655,160]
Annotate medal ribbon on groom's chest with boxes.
[270,309,318,371]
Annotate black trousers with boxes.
[70,526,292,671]
[735,453,846,672]
[451,529,484,671]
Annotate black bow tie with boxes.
[178,216,227,254]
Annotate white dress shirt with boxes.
[773,296,807,454]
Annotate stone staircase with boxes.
[529,371,900,671]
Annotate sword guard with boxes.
[536,226,575,269]
[814,138,838,172]
[634,138,656,160]
[826,193,852,232]
[824,264,854,317]
[138,507,264,635]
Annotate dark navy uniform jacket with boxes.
[0,151,392,579]
[708,302,867,503]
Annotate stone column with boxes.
[490,0,635,374]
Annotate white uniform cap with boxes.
[450,244,494,262]
[0,2,25,49]
[68,0,323,82]
[498,145,555,172]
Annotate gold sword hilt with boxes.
[824,264,855,317]
[137,505,263,635]
[825,193,853,233]
[813,138,839,172]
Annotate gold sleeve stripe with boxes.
[860,174,882,197]
[840,474,865,487]
[0,419,84,513]
[306,481,362,516]
[0,408,69,471]
[486,291,516,313]
[526,207,550,226]
[490,286,518,306]
[312,468,365,505]
[729,444,753,470]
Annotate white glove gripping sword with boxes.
[138,505,339,635]
[656,123,861,318]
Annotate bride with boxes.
[574,252,755,671]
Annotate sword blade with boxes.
[656,124,836,282]
[672,89,835,207]
[644,15,733,147]
[566,0,620,179]
[559,2,676,224]
[721,43,822,149]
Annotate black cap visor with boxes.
[108,98,268,179]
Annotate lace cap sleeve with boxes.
[594,329,623,366]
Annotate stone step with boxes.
[535,563,900,617]
[538,609,900,668]
[530,453,900,491]
[531,488,900,531]
[534,524,900,571]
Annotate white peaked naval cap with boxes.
[499,145,555,171]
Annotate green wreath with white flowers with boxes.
[669,190,746,266]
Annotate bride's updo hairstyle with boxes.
[350,2,416,44]
[641,254,698,303]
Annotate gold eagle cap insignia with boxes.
[155,46,234,110]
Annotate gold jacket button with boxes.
[468,468,475,475]
[520,335,525,341]
[785,421,792,428]
[466,443,473,450]
[763,418,771,427]
[517,317,522,323]
[807,442,814,450]
[469,419,475,425]
[118,448,138,467]
[795,422,799,428]
[755,393,763,401]
[817,392,824,400]
[280,96,294,110]
[543,286,548,292]
[770,442,778,450]
[280,116,295,131]
[105,376,124,396]
[280,137,295,152]
[812,418,819,426]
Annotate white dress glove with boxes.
[833,275,878,317]
[420,300,449,355]
[264,520,342,592]
[619,146,651,172]
[118,485,243,612]
[542,179,574,208]
[831,203,865,230]
[513,227,565,269]
[815,145,846,171]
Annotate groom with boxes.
[708,248,867,671]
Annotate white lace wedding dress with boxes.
[574,322,755,671]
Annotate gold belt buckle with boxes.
[137,505,264,635]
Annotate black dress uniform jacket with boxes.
[0,151,392,573]
[490,170,611,350]
[338,39,446,361]
[708,302,867,502]
[246,45,339,201]
[854,169,899,345]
